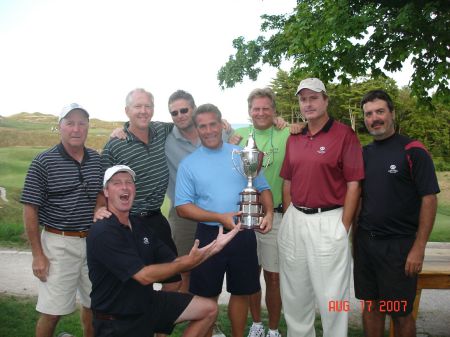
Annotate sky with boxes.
[0,0,412,124]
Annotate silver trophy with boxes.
[232,130,266,229]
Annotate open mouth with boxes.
[119,193,130,201]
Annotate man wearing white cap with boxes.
[21,103,103,337]
[87,165,240,337]
[278,78,364,337]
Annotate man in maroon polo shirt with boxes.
[278,78,364,337]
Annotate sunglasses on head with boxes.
[170,108,189,117]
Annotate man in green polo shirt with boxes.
[231,88,289,337]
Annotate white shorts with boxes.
[256,212,282,273]
[36,230,91,315]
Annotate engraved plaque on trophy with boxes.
[232,130,266,229]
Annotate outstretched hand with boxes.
[211,224,241,254]
[219,211,242,230]
[187,224,241,268]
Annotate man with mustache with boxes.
[354,90,440,337]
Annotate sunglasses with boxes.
[170,108,189,117]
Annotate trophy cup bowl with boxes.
[232,131,266,229]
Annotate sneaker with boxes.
[56,333,75,337]
[247,323,265,337]
[212,323,226,337]
[266,331,282,337]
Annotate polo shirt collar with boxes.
[108,213,131,230]
[124,121,156,144]
[300,117,334,135]
[57,143,89,164]
[173,126,201,146]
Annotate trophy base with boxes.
[239,213,264,230]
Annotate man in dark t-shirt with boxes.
[88,165,240,337]
[354,90,440,337]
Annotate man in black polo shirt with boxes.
[354,90,440,337]
[88,165,240,337]
[21,103,102,337]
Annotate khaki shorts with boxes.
[36,230,91,315]
[168,207,197,256]
[256,212,282,273]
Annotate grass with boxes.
[2,145,448,247]
[0,294,370,337]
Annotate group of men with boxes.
[21,78,440,337]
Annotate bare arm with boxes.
[257,189,274,234]
[405,194,437,277]
[133,225,240,285]
[341,181,361,232]
[23,204,49,282]
[176,203,240,230]
[93,192,111,222]
[282,179,292,212]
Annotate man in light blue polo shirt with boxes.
[165,90,233,295]
[175,103,274,337]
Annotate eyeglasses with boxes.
[170,108,189,117]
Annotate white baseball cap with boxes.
[295,78,327,95]
[103,165,136,187]
[59,103,89,122]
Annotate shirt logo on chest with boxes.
[317,146,326,154]
[388,164,398,174]
[143,237,149,245]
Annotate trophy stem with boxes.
[247,177,253,189]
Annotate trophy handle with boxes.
[231,149,245,177]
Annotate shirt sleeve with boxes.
[407,145,440,196]
[20,157,47,206]
[101,140,116,171]
[279,136,293,180]
[341,130,364,182]
[254,170,270,192]
[174,161,196,207]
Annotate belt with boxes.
[274,204,283,213]
[293,205,341,214]
[44,226,89,238]
[134,209,161,217]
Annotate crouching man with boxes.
[87,165,240,337]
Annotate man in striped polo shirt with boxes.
[99,88,182,293]
[21,103,103,337]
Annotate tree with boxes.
[218,0,449,104]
